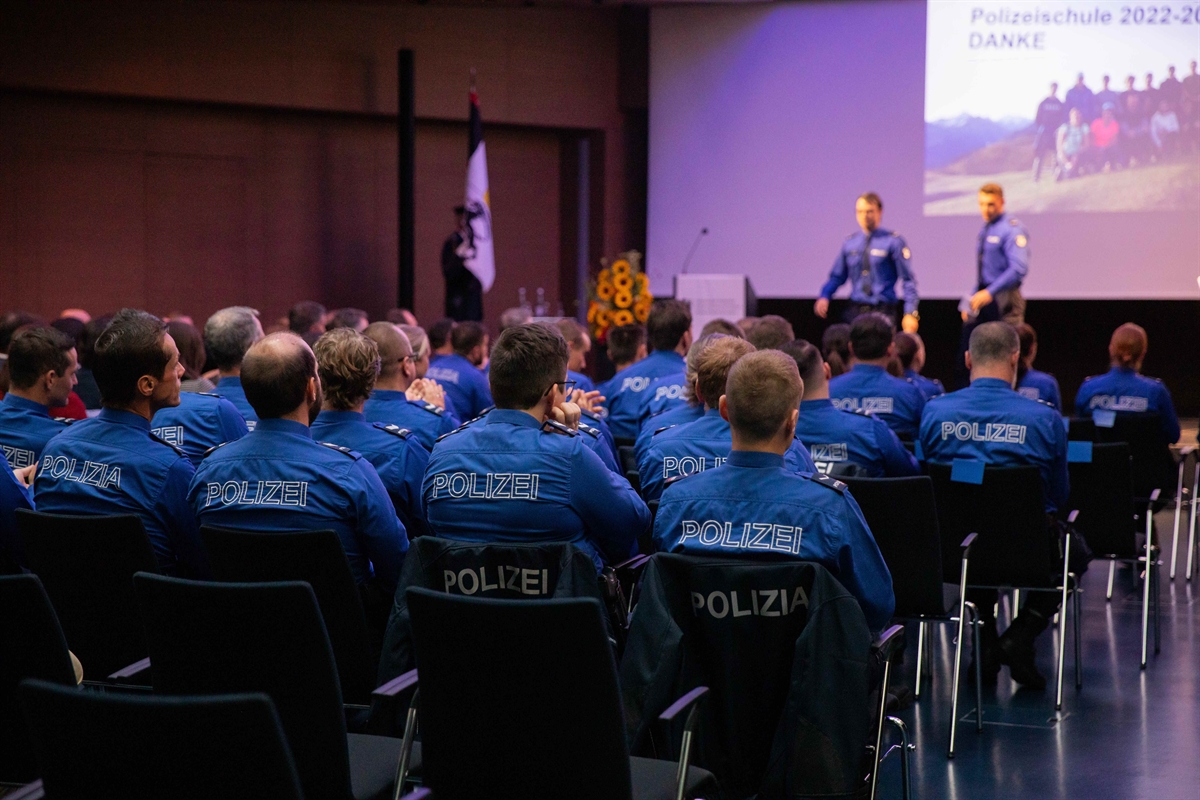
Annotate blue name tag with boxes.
[950,458,986,484]
[1093,409,1116,428]
[1067,441,1093,463]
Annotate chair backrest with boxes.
[1066,417,1095,441]
[0,575,77,783]
[1068,443,1138,558]
[201,525,376,705]
[842,476,946,617]
[17,510,158,677]
[19,679,303,800]
[927,464,1054,588]
[618,445,638,475]
[1092,413,1175,499]
[407,587,633,800]
[133,573,352,800]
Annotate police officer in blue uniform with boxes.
[0,327,79,469]
[654,349,894,630]
[0,449,35,569]
[425,320,493,421]
[894,332,944,400]
[189,332,408,597]
[600,299,692,441]
[827,313,926,438]
[34,310,210,578]
[150,392,249,467]
[639,338,817,502]
[204,306,264,429]
[919,322,1071,688]
[635,321,747,439]
[361,322,458,450]
[633,333,730,464]
[1074,323,1180,445]
[782,340,918,478]
[815,192,920,333]
[310,328,431,539]
[423,323,648,573]
[1015,323,1063,412]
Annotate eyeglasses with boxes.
[551,379,578,394]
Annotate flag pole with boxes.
[397,49,415,311]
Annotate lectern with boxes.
[673,274,758,339]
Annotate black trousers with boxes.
[956,288,1026,387]
[968,523,1091,630]
[843,301,901,328]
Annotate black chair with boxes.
[1168,446,1197,580]
[618,446,642,493]
[16,510,157,681]
[843,476,983,757]
[133,574,407,800]
[17,679,303,799]
[201,526,378,706]
[927,464,1082,710]
[399,586,716,800]
[0,576,79,783]
[614,436,636,450]
[1066,417,1095,441]
[1092,413,1176,507]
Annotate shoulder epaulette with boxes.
[51,417,76,425]
[202,441,229,459]
[149,431,188,459]
[418,401,444,416]
[197,392,222,398]
[845,232,857,240]
[436,425,469,443]
[541,420,579,438]
[806,473,847,494]
[664,471,697,488]
[1034,398,1056,408]
[318,441,361,459]
[1009,217,1021,226]
[926,392,951,403]
[653,424,678,436]
[846,407,874,417]
[373,422,413,439]
[578,422,601,439]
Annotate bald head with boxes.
[241,332,319,419]
[365,321,416,391]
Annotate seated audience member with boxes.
[399,323,459,422]
[311,328,430,539]
[0,328,78,468]
[605,323,648,375]
[1074,323,1180,445]
[168,320,216,393]
[736,316,760,338]
[150,391,248,468]
[634,333,728,462]
[601,299,691,440]
[1088,103,1121,170]
[362,322,458,449]
[746,314,795,351]
[425,320,493,420]
[71,315,110,410]
[1150,100,1181,156]
[554,318,596,392]
[287,300,326,346]
[427,317,457,362]
[639,338,816,501]
[918,322,1071,688]
[894,332,944,399]
[0,312,45,397]
[1055,107,1091,179]
[0,448,34,569]
[784,340,918,478]
[822,323,852,378]
[1015,323,1063,412]
[653,349,894,630]
[828,313,926,438]
[46,318,88,419]
[326,307,369,333]
[422,323,648,572]
[386,308,419,327]
[639,318,745,431]
[34,310,209,578]
[205,306,264,428]
[189,333,408,596]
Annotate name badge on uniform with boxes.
[987,236,1001,244]
[869,248,887,257]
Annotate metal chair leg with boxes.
[1055,535,1072,711]
[964,601,982,732]
[1141,511,1154,668]
[914,620,925,699]
[1153,548,1161,655]
[1072,580,1082,690]
[1187,466,1198,580]
[1012,589,1020,620]
[885,716,913,800]
[1106,560,1116,600]
[1171,457,1186,579]
[948,564,970,758]
[869,658,892,800]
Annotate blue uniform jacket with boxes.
[34,409,209,578]
[0,394,72,469]
[635,403,704,465]
[918,378,1068,512]
[599,350,686,440]
[426,353,493,421]
[311,410,431,539]
[363,389,459,451]
[653,450,895,630]
[150,392,249,467]
[568,370,595,393]
[581,410,619,464]
[820,228,918,315]
[216,376,258,430]
[1017,368,1063,412]
[797,399,919,478]
[422,408,649,572]
[904,370,945,400]
[189,418,408,593]
[976,213,1030,295]
[638,408,817,502]
[829,364,926,438]
[1074,367,1180,445]
[638,371,689,431]
[0,449,35,567]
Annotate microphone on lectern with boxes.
[680,227,709,274]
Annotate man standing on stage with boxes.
[814,192,920,333]
[441,206,484,322]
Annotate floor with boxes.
[875,507,1200,800]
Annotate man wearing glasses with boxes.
[422,323,649,573]
[361,321,458,450]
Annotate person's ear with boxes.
[886,342,896,358]
[136,373,157,399]
[848,342,857,359]
[718,395,730,422]
[786,408,799,438]
[823,362,832,381]
[307,376,319,403]
[964,351,973,371]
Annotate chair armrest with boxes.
[1066,509,1080,525]
[615,553,651,572]
[4,780,44,800]
[872,624,906,663]
[108,657,151,681]
[659,685,709,723]
[1142,488,1166,512]
[960,532,977,556]
[400,790,432,800]
[373,668,418,699]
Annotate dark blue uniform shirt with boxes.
[796,399,919,478]
[638,408,818,501]
[422,408,649,572]
[1074,367,1180,445]
[311,410,431,539]
[189,418,409,593]
[1017,368,1063,413]
[638,371,689,430]
[150,392,249,467]
[426,353,493,421]
[635,403,704,465]
[829,364,926,437]
[0,394,72,469]
[34,409,209,577]
[599,350,686,440]
[568,370,595,393]
[976,213,1030,296]
[819,228,918,315]
[0,449,35,567]
[215,376,258,430]
[918,378,1068,512]
[363,389,459,451]
[654,450,895,630]
[904,370,945,400]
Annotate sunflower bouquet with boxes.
[587,250,652,343]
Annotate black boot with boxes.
[968,618,1001,685]
[998,610,1049,690]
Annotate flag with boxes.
[458,83,495,292]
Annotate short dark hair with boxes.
[499,307,533,332]
[50,317,85,349]
[778,339,824,387]
[451,321,487,355]
[167,320,207,380]
[858,192,883,210]
[726,350,802,444]
[79,314,113,369]
[326,308,368,331]
[979,183,1004,199]
[699,318,744,339]
[288,301,325,334]
[204,307,262,371]
[315,328,380,409]
[968,322,1019,367]
[646,299,692,352]
[7,327,75,390]
[893,332,920,370]
[93,309,170,407]
[606,324,645,365]
[747,315,795,351]
[241,333,317,419]
[1015,323,1037,360]
[489,324,568,410]
[553,318,588,349]
[849,313,895,361]
[695,338,755,407]
[0,312,45,354]
[427,318,457,350]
